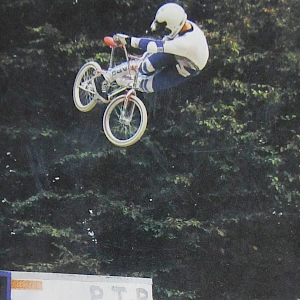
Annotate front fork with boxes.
[120,89,136,123]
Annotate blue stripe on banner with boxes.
[0,271,11,300]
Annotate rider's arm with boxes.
[131,37,164,52]
[131,36,187,57]
[113,34,162,51]
[115,34,187,57]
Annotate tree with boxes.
[0,0,299,299]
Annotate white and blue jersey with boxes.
[130,21,209,92]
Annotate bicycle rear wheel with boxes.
[103,94,147,147]
[73,61,101,112]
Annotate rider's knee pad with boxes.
[139,59,155,75]
[138,75,154,93]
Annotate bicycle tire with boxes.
[103,94,147,147]
[73,61,101,112]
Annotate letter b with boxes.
[90,285,103,300]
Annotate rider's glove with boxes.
[113,33,130,46]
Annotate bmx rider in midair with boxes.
[95,2,209,97]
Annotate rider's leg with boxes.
[112,52,199,92]
[114,53,179,92]
[139,53,177,75]
[138,65,200,93]
[115,63,200,93]
[110,53,173,89]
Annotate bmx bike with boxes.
[73,35,147,147]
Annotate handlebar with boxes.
[104,33,129,48]
[103,35,143,73]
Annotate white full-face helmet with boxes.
[150,3,187,39]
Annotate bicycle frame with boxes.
[73,36,148,147]
[103,36,142,102]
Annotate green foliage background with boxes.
[0,0,299,299]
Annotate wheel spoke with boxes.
[103,95,147,147]
[109,101,141,141]
[73,62,101,112]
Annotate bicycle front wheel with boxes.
[73,61,101,112]
[103,94,147,147]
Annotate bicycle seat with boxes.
[104,36,117,48]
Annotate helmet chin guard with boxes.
[151,3,187,39]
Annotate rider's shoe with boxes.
[116,75,134,88]
[116,74,153,93]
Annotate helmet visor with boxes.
[150,20,170,37]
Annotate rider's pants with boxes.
[138,53,200,93]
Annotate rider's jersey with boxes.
[131,21,209,73]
